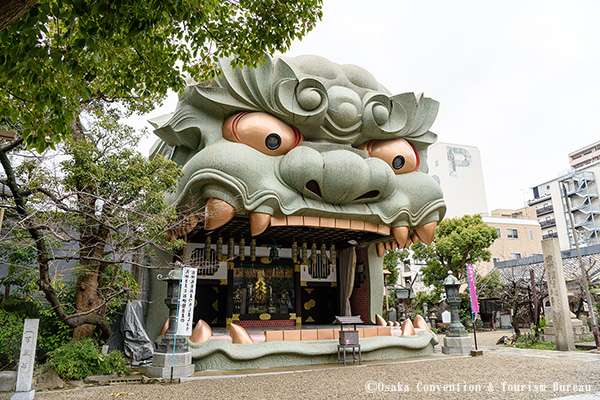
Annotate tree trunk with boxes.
[73,260,102,339]
[511,313,521,338]
[3,283,9,302]
[71,114,110,339]
[0,0,38,31]
[0,136,113,339]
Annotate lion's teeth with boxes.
[249,212,271,236]
[204,198,235,231]
[414,221,437,245]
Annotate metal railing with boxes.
[540,219,556,228]
[536,205,554,216]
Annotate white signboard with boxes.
[176,267,198,336]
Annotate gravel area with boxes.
[5,331,600,400]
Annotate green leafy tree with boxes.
[0,0,323,151]
[412,214,498,287]
[0,107,186,339]
[0,0,322,339]
[476,270,503,299]
[0,238,39,301]
[383,249,409,286]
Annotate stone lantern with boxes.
[443,271,467,337]
[147,266,195,378]
[441,271,473,355]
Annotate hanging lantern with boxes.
[311,243,317,264]
[205,236,211,260]
[320,243,327,264]
[292,241,298,263]
[330,244,336,268]
[228,238,234,259]
[250,239,256,262]
[216,237,223,260]
[301,242,308,264]
[239,238,246,260]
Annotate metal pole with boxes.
[472,313,478,351]
[561,182,600,349]
[171,264,184,383]
[530,269,538,326]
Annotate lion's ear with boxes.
[149,104,203,150]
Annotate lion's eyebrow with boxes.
[298,142,369,158]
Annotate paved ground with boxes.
[6,330,600,400]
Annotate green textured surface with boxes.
[189,332,439,371]
[150,55,446,228]
[145,247,173,341]
[366,243,384,325]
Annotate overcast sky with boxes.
[137,0,600,212]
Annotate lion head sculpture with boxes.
[151,55,445,252]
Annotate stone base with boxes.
[146,364,195,379]
[147,351,194,378]
[11,390,35,400]
[0,371,16,392]
[442,335,473,356]
[471,350,484,357]
[151,352,192,367]
[541,320,593,343]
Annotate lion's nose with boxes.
[279,145,395,205]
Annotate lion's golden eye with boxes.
[357,138,420,174]
[223,112,302,156]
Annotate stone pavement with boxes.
[4,330,600,400]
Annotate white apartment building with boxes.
[528,161,600,250]
[428,142,488,218]
[569,141,600,169]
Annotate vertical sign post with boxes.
[177,267,198,336]
[12,319,39,400]
[170,266,197,382]
[466,265,479,351]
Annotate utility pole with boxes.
[561,182,600,349]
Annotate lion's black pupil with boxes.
[392,155,405,170]
[265,133,281,150]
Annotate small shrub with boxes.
[37,307,73,359]
[0,309,25,369]
[0,298,74,363]
[48,339,129,380]
[509,335,557,350]
[102,350,129,375]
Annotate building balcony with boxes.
[542,232,558,240]
[536,205,554,216]
[540,219,556,228]
[528,193,551,206]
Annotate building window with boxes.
[507,228,519,239]
[496,228,501,238]
[529,230,534,240]
[510,253,521,260]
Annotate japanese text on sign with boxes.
[176,267,198,336]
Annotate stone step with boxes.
[574,341,598,350]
